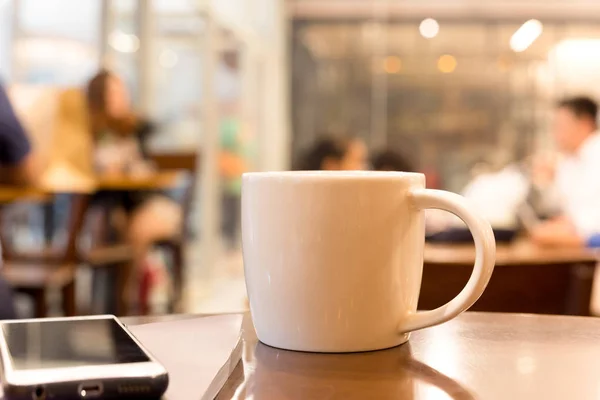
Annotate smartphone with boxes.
[0,315,168,400]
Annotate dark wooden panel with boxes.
[418,262,595,316]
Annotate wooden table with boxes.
[425,240,598,266]
[0,170,183,202]
[126,312,600,399]
[1,170,181,242]
[96,170,182,191]
[421,240,598,315]
[0,186,50,203]
[0,171,183,316]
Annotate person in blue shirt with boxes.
[586,235,600,248]
[0,82,39,319]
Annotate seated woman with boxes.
[296,135,368,171]
[86,70,181,312]
[371,149,413,172]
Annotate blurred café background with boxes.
[2,0,600,318]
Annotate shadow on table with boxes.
[240,341,475,400]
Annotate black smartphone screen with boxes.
[3,318,150,370]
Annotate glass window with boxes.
[153,0,197,13]
[148,39,203,151]
[0,1,13,79]
[146,5,206,151]
[13,0,101,85]
[291,20,600,190]
[105,0,140,103]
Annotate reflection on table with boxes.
[124,312,600,400]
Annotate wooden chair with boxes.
[0,89,100,317]
[148,151,199,312]
[79,209,132,316]
[0,194,89,318]
[79,152,198,316]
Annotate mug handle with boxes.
[398,188,496,333]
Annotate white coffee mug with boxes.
[242,171,495,353]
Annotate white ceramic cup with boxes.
[242,171,495,353]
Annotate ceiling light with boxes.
[419,18,439,39]
[109,31,140,53]
[437,55,457,73]
[510,19,543,52]
[551,39,600,62]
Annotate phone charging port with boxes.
[32,385,46,400]
[78,383,103,398]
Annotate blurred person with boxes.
[35,90,96,263]
[425,161,530,236]
[522,154,559,218]
[530,96,600,247]
[87,70,155,164]
[0,84,38,185]
[86,70,181,311]
[0,82,38,319]
[372,149,413,172]
[297,136,368,171]
[219,104,256,251]
[40,89,96,189]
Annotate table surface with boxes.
[425,239,598,266]
[0,170,182,202]
[0,186,51,203]
[95,170,181,191]
[127,312,600,400]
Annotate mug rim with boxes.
[243,171,424,180]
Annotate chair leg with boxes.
[33,289,47,318]
[115,262,129,316]
[62,281,76,316]
[171,244,184,313]
[43,202,55,246]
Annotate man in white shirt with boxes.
[531,96,600,247]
